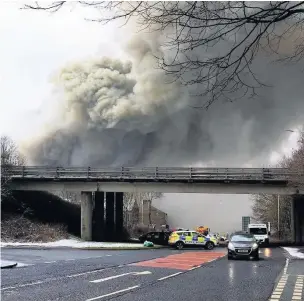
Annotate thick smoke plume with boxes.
[22,33,304,168]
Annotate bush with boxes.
[2,191,81,236]
[1,213,69,242]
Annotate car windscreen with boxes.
[249,228,267,235]
[230,234,255,242]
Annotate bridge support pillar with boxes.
[93,191,105,242]
[105,192,115,241]
[81,192,93,241]
[290,197,296,243]
[294,196,304,244]
[115,192,124,241]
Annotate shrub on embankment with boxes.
[1,191,81,241]
[1,213,69,242]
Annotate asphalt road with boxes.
[0,247,298,301]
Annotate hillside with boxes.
[1,191,80,242]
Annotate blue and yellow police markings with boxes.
[168,231,218,247]
[180,234,205,245]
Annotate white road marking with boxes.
[3,255,112,267]
[157,272,182,281]
[2,281,44,291]
[189,266,199,270]
[90,271,151,283]
[86,285,139,301]
[1,286,16,291]
[2,266,115,290]
[283,258,289,275]
[67,267,115,278]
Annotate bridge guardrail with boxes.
[3,166,300,181]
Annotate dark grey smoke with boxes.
[21,32,304,168]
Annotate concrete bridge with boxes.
[7,166,303,194]
[5,166,304,243]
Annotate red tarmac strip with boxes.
[133,251,225,270]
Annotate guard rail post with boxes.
[56,167,60,178]
[87,167,91,178]
[155,167,158,179]
[189,167,192,180]
[22,166,25,178]
[121,167,124,178]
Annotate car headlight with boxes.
[228,242,235,250]
[252,243,258,249]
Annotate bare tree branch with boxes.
[24,1,304,108]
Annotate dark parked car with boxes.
[227,233,259,260]
[139,231,172,246]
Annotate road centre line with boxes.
[86,285,140,301]
[1,266,116,291]
[90,271,151,283]
[2,281,44,291]
[2,256,155,291]
[158,272,182,281]
[67,266,116,278]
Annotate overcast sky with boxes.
[0,2,128,140]
[0,2,301,232]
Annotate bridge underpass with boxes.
[81,191,124,242]
[7,166,304,243]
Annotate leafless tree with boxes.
[123,191,163,228]
[251,131,304,239]
[251,193,292,239]
[52,190,81,204]
[285,131,304,188]
[24,1,304,108]
[1,136,26,201]
[141,192,163,226]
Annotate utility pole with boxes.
[277,194,280,239]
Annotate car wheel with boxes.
[253,254,259,261]
[228,254,233,260]
[176,241,184,250]
[205,241,214,250]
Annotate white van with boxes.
[247,224,270,245]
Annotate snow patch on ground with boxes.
[16,262,33,267]
[1,260,17,268]
[283,247,304,259]
[0,239,146,249]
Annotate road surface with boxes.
[1,247,303,301]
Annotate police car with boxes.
[168,230,218,250]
